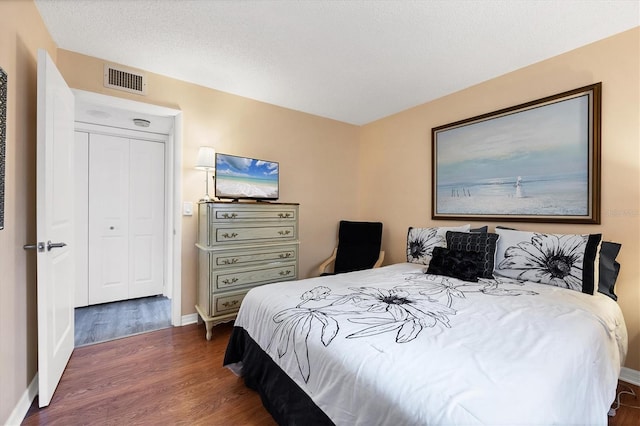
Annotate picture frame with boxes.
[0,66,6,230]
[432,83,601,224]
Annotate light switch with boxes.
[183,201,194,216]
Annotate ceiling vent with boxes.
[103,64,147,95]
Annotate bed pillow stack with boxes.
[407,225,621,299]
[406,225,471,265]
[407,225,498,282]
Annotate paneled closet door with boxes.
[129,140,165,299]
[88,134,130,304]
[88,134,165,305]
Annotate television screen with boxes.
[215,153,279,201]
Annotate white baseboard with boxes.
[620,367,640,386]
[6,373,38,426]
[181,313,198,325]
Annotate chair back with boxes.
[334,220,383,274]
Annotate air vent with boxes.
[103,64,147,95]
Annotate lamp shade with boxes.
[195,146,216,171]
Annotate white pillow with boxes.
[406,224,471,265]
[494,228,601,294]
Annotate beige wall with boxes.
[1,4,359,421]
[359,28,640,371]
[55,50,361,316]
[0,1,58,423]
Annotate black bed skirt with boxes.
[223,326,334,426]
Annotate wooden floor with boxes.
[24,322,276,426]
[610,381,640,426]
[23,322,639,425]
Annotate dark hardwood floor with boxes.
[610,381,640,426]
[23,322,276,426]
[22,322,639,425]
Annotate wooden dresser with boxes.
[195,201,299,340]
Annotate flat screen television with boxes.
[214,153,279,201]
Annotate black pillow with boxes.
[470,225,488,233]
[426,247,483,282]
[598,241,622,301]
[446,231,499,279]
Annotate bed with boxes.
[223,226,628,425]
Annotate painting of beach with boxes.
[432,84,600,222]
[437,172,588,216]
[215,154,279,200]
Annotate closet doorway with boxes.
[72,90,183,346]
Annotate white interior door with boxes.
[129,140,165,298]
[36,49,76,407]
[74,131,89,307]
[88,134,130,304]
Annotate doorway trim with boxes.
[72,89,183,326]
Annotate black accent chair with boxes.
[318,220,384,276]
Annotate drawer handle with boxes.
[278,252,292,259]
[222,213,238,219]
[278,213,292,218]
[279,270,292,276]
[221,232,238,239]
[222,277,239,285]
[278,230,291,236]
[221,258,239,264]
[222,300,240,308]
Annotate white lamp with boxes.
[195,146,216,201]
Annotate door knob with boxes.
[47,241,67,251]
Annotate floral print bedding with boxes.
[229,263,627,425]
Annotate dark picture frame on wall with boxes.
[0,66,6,230]
[432,83,601,224]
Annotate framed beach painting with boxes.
[432,83,601,224]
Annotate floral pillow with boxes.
[494,229,602,294]
[406,225,471,265]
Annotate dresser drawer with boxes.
[211,205,297,223]
[213,244,298,268]
[213,262,297,291]
[211,289,248,316]
[212,224,297,245]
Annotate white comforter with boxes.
[232,263,628,425]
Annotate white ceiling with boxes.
[35,0,639,126]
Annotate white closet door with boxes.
[129,140,165,298]
[88,134,130,304]
[74,131,89,307]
